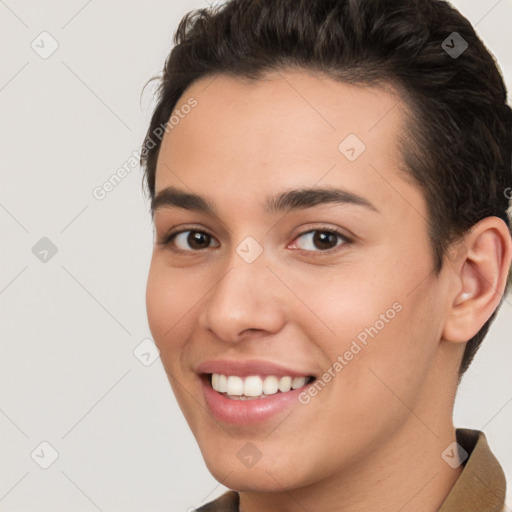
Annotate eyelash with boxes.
[157,225,353,255]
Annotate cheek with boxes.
[145,261,202,417]
[288,263,400,354]
[291,257,440,404]
[145,260,195,355]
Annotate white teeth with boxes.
[210,373,311,398]
[244,376,263,397]
[262,376,279,395]
[291,377,307,389]
[226,376,244,395]
[278,376,292,392]
[217,374,227,393]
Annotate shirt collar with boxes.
[437,428,506,512]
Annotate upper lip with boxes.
[195,359,317,378]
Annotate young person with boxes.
[141,0,512,510]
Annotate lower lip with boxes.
[201,376,310,425]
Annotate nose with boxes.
[197,252,287,343]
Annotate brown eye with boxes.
[165,230,219,251]
[292,229,350,252]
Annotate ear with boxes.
[442,216,512,343]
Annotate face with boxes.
[146,70,456,492]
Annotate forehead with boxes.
[154,70,419,217]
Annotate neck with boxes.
[238,419,463,512]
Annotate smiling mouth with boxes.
[204,373,316,400]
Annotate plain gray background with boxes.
[1,1,511,510]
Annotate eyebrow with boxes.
[151,185,379,217]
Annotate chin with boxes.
[199,444,317,493]
[207,463,296,492]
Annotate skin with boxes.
[145,70,512,512]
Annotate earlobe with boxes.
[442,217,512,344]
